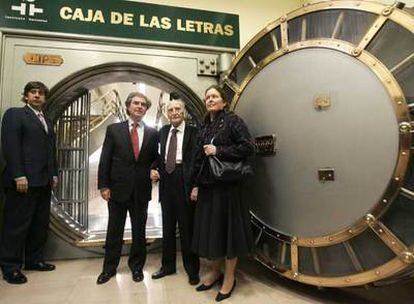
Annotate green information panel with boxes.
[0,0,239,49]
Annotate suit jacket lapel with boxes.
[139,125,151,160]
[160,125,171,159]
[45,116,53,136]
[182,124,191,158]
[24,105,48,135]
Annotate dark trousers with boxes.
[102,191,148,273]
[161,166,199,278]
[0,186,51,274]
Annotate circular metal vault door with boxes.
[224,1,414,287]
[241,48,399,238]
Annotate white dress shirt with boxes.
[165,121,185,164]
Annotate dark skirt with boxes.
[192,181,254,259]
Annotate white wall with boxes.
[128,0,302,50]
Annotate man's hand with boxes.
[15,177,28,193]
[190,187,198,202]
[100,188,111,201]
[150,169,160,182]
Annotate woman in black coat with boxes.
[190,85,255,302]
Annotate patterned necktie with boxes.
[37,112,48,133]
[131,122,140,160]
[165,128,178,174]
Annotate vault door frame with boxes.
[45,61,209,247]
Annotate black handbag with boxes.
[208,155,253,181]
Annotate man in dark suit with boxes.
[150,98,200,285]
[97,92,158,284]
[0,81,58,284]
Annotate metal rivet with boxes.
[399,122,411,134]
[395,177,400,181]
[375,271,381,275]
[402,152,407,156]
[293,272,298,279]
[378,229,384,234]
[383,199,388,203]
[352,48,361,57]
[382,7,393,16]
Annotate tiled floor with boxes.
[1,252,414,304]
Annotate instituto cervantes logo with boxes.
[12,0,43,16]
[5,0,48,22]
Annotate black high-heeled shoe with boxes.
[195,274,224,292]
[215,280,236,302]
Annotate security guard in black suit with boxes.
[0,81,58,284]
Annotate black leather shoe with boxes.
[151,269,175,280]
[96,272,116,284]
[25,262,56,271]
[188,275,200,286]
[132,270,144,282]
[215,280,236,302]
[3,270,27,284]
[196,274,224,291]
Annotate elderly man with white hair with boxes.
[150,96,200,285]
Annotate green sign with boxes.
[0,0,239,49]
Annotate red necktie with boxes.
[131,123,139,159]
